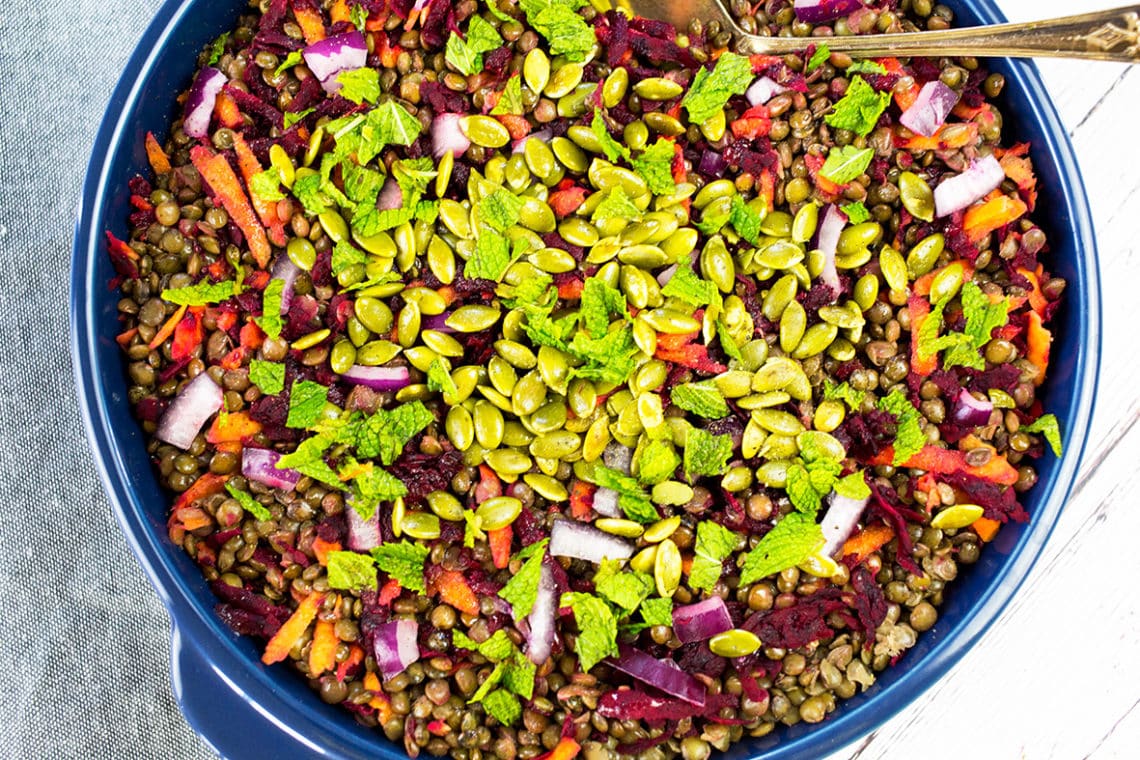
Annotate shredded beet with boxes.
[850,567,889,645]
[867,483,923,576]
[676,642,727,679]
[941,470,1029,523]
[389,449,464,506]
[742,586,848,650]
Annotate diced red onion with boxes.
[346,503,382,552]
[697,150,727,179]
[815,204,846,295]
[303,31,368,94]
[156,372,224,449]
[793,0,864,23]
[656,263,679,288]
[182,67,227,140]
[241,447,301,491]
[377,177,403,211]
[607,646,707,707]
[591,488,622,519]
[671,597,733,644]
[603,442,633,474]
[432,113,471,159]
[421,313,457,334]
[934,155,1005,218]
[270,254,300,315]
[525,561,557,664]
[953,388,995,427]
[512,128,553,154]
[341,365,411,391]
[820,491,870,558]
[550,520,634,563]
[899,80,961,138]
[373,619,420,681]
[745,76,788,107]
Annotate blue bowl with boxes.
[71,2,1100,758]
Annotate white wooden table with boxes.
[822,2,1140,758]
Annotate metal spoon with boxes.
[618,1,1140,62]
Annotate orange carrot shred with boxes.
[962,194,1027,244]
[308,619,339,676]
[1026,310,1052,386]
[213,91,244,129]
[145,132,172,174]
[171,306,205,362]
[206,411,262,444]
[293,4,327,44]
[115,327,138,349]
[173,472,228,512]
[841,524,896,565]
[312,537,341,567]
[569,480,596,520]
[148,303,188,350]
[971,516,1001,543]
[336,644,365,683]
[435,570,480,616]
[543,737,582,760]
[189,145,272,268]
[232,133,288,247]
[263,593,324,665]
[488,525,513,570]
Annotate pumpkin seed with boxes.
[475,496,523,530]
[445,406,475,451]
[899,171,935,222]
[651,481,694,506]
[931,503,985,530]
[779,300,807,354]
[426,490,465,522]
[447,304,501,333]
[523,473,568,502]
[401,511,441,540]
[709,629,762,658]
[792,202,819,243]
[473,400,505,449]
[880,245,908,291]
[596,518,645,538]
[654,538,682,597]
[484,448,533,477]
[461,115,511,148]
[356,339,402,366]
[634,77,684,100]
[907,233,945,279]
[630,545,658,574]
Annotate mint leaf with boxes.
[824,380,865,411]
[255,278,285,340]
[275,433,341,488]
[683,428,733,480]
[729,195,763,246]
[481,690,521,726]
[453,629,516,661]
[274,49,302,77]
[825,76,891,137]
[349,2,368,32]
[591,186,641,224]
[224,481,271,522]
[565,328,640,385]
[695,519,739,561]
[331,240,367,278]
[370,540,429,593]
[661,266,720,308]
[520,0,595,61]
[284,108,314,129]
[465,227,513,281]
[291,172,331,215]
[637,597,673,628]
[845,60,888,75]
[427,358,458,397]
[206,32,230,65]
[560,592,619,671]
[347,462,407,518]
[286,380,329,429]
[671,381,730,419]
[579,276,627,339]
[596,571,654,614]
[326,550,378,591]
[352,402,434,465]
[718,319,743,362]
[631,138,676,196]
[879,388,925,465]
[1021,413,1063,457]
[248,360,285,396]
[480,188,525,232]
[834,470,871,500]
[591,110,631,164]
[362,100,423,153]
[491,75,526,115]
[682,52,753,124]
[162,279,240,307]
[593,465,658,524]
[820,145,874,184]
[636,439,680,486]
[249,169,285,202]
[336,68,380,105]
[785,463,823,516]
[739,512,824,584]
[806,44,830,73]
[841,200,870,225]
[499,539,549,619]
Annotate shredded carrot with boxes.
[569,479,596,520]
[336,643,365,683]
[375,31,401,68]
[748,54,783,72]
[908,295,938,377]
[232,133,288,248]
[262,592,324,665]
[219,347,247,371]
[549,186,587,218]
[730,105,772,140]
[543,737,582,760]
[115,327,138,349]
[756,167,776,213]
[894,81,921,112]
[240,321,265,350]
[952,101,990,120]
[145,132,172,174]
[1018,266,1048,317]
[330,0,351,24]
[171,506,214,532]
[308,619,339,676]
[189,145,272,268]
[895,122,978,151]
[497,114,531,141]
[215,441,243,456]
[803,152,844,197]
[434,570,480,616]
[293,4,326,43]
[971,516,1001,543]
[557,278,585,301]
[213,90,244,129]
[312,536,341,566]
[841,523,895,565]
[173,472,228,512]
[206,411,262,444]
[378,578,402,606]
[488,525,513,569]
[962,194,1027,244]
[171,306,205,362]
[1026,310,1052,386]
[148,303,188,350]
[869,445,1019,486]
[363,672,395,721]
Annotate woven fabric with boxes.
[0,2,212,757]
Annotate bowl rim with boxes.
[70,1,1102,758]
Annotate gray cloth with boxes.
[0,2,212,757]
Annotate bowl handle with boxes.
[171,623,325,759]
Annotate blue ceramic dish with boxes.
[71,2,1100,758]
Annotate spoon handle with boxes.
[734,6,1140,62]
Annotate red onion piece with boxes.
[953,388,995,427]
[606,645,707,707]
[899,80,961,138]
[671,597,733,644]
[697,150,727,179]
[793,0,864,23]
[934,155,1005,218]
[377,177,404,211]
[346,503,382,551]
[525,561,557,664]
[341,365,411,391]
[603,442,633,474]
[432,113,471,159]
[656,263,679,288]
[303,31,368,94]
[550,520,634,563]
[241,448,301,491]
[373,619,421,681]
[815,204,846,295]
[591,488,622,519]
[820,491,870,557]
[183,67,227,139]
[421,313,457,334]
[512,128,553,155]
[745,76,788,107]
[270,254,300,315]
[156,372,224,449]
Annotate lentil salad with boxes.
[107,0,1068,758]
